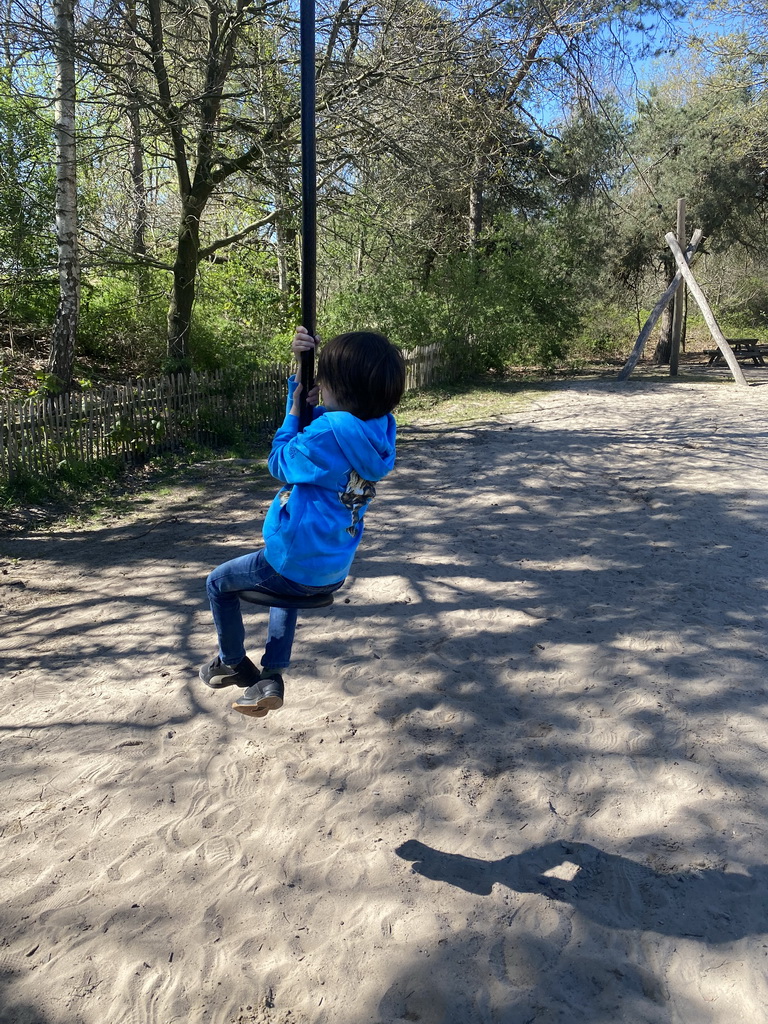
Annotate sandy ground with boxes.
[2,376,768,1024]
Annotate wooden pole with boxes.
[669,198,685,376]
[618,228,703,381]
[665,231,748,387]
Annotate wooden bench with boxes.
[705,339,767,366]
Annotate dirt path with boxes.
[2,377,768,1024]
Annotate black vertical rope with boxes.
[298,0,316,431]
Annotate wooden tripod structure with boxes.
[618,199,748,387]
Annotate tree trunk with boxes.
[126,0,147,270]
[48,0,80,389]
[128,108,147,259]
[653,256,675,365]
[275,212,299,318]
[420,247,437,290]
[166,196,203,369]
[468,154,485,249]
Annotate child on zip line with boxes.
[199,325,406,717]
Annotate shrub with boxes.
[322,217,582,373]
[78,271,168,371]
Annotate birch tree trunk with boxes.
[47,0,80,388]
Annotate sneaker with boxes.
[199,654,261,690]
[232,672,285,717]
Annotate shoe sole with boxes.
[202,675,249,689]
[232,704,269,718]
[231,694,283,717]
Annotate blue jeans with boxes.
[205,549,343,670]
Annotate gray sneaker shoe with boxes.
[232,672,284,717]
[199,655,261,689]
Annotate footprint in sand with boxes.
[199,834,238,866]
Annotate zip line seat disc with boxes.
[239,590,335,610]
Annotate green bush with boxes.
[0,81,57,278]
[571,305,641,361]
[189,256,294,371]
[77,257,294,378]
[322,217,582,373]
[0,453,126,507]
[79,271,168,371]
[0,280,58,331]
[714,277,768,333]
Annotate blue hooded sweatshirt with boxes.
[262,375,397,586]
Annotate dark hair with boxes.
[316,331,406,420]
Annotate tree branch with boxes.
[197,210,280,259]
[146,0,190,196]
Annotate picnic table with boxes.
[706,339,767,366]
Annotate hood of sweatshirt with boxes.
[325,410,397,482]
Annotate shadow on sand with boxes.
[397,838,768,943]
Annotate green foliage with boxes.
[714,278,768,331]
[630,81,767,251]
[550,100,630,202]
[0,279,58,331]
[323,218,581,371]
[571,305,641,361]
[188,256,294,371]
[108,412,166,450]
[28,370,65,397]
[0,76,56,277]
[0,75,58,336]
[72,259,293,379]
[0,453,127,509]
[78,271,169,371]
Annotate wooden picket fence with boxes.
[0,366,288,482]
[0,342,447,482]
[404,341,446,391]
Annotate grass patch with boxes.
[396,370,594,426]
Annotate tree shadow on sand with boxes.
[0,966,59,1024]
[396,838,768,942]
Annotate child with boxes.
[199,325,406,718]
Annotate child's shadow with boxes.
[396,839,768,943]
